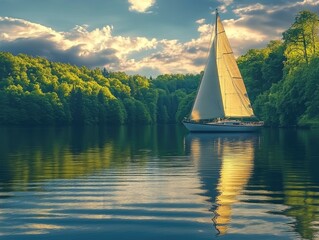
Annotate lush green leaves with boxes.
[0,52,199,125]
[239,10,319,127]
[283,10,319,67]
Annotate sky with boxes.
[0,0,319,76]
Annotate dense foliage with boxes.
[0,52,199,125]
[0,10,319,127]
[239,10,319,127]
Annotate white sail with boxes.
[216,15,254,118]
[190,12,254,121]
[190,18,224,120]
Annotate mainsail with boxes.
[190,12,254,121]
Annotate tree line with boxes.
[0,10,318,127]
[0,52,200,125]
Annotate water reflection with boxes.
[185,133,256,235]
[250,129,319,240]
[0,125,187,191]
[0,125,215,240]
[1,126,319,239]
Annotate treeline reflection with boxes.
[251,129,319,240]
[0,125,187,191]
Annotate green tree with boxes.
[261,41,286,90]
[176,92,196,122]
[69,88,84,125]
[107,99,126,124]
[238,49,267,102]
[283,10,319,66]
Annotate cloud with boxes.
[0,38,119,67]
[120,25,212,74]
[0,17,157,70]
[0,15,209,76]
[0,17,63,43]
[128,0,155,13]
[0,12,277,77]
[217,0,234,13]
[196,19,206,25]
[121,0,319,75]
[1,0,319,77]
[214,0,319,55]
[233,3,265,14]
[221,19,269,56]
[225,1,319,37]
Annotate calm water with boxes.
[1,125,319,240]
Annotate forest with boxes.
[0,10,318,127]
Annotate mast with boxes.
[215,9,218,40]
[189,9,225,121]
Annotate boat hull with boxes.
[183,121,263,132]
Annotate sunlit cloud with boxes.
[0,16,210,75]
[0,17,63,43]
[233,3,265,15]
[120,23,212,75]
[196,19,206,25]
[128,0,156,13]
[221,19,268,56]
[1,0,319,76]
[265,0,319,13]
[217,0,234,13]
[218,0,319,55]
[0,17,157,70]
[0,14,273,76]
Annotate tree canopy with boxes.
[0,52,199,125]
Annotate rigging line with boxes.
[229,67,251,106]
[233,81,252,113]
[220,47,250,111]
[219,43,248,107]
[222,54,252,114]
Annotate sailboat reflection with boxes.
[185,133,257,235]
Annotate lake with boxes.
[1,125,319,240]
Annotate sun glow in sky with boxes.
[0,0,318,76]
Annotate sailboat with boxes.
[183,10,264,132]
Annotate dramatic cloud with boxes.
[0,17,63,42]
[0,16,210,75]
[1,0,319,76]
[214,0,319,55]
[128,0,156,13]
[123,0,319,75]
[0,17,157,71]
[0,38,119,68]
[231,0,319,34]
[121,22,212,75]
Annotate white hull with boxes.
[183,121,263,132]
